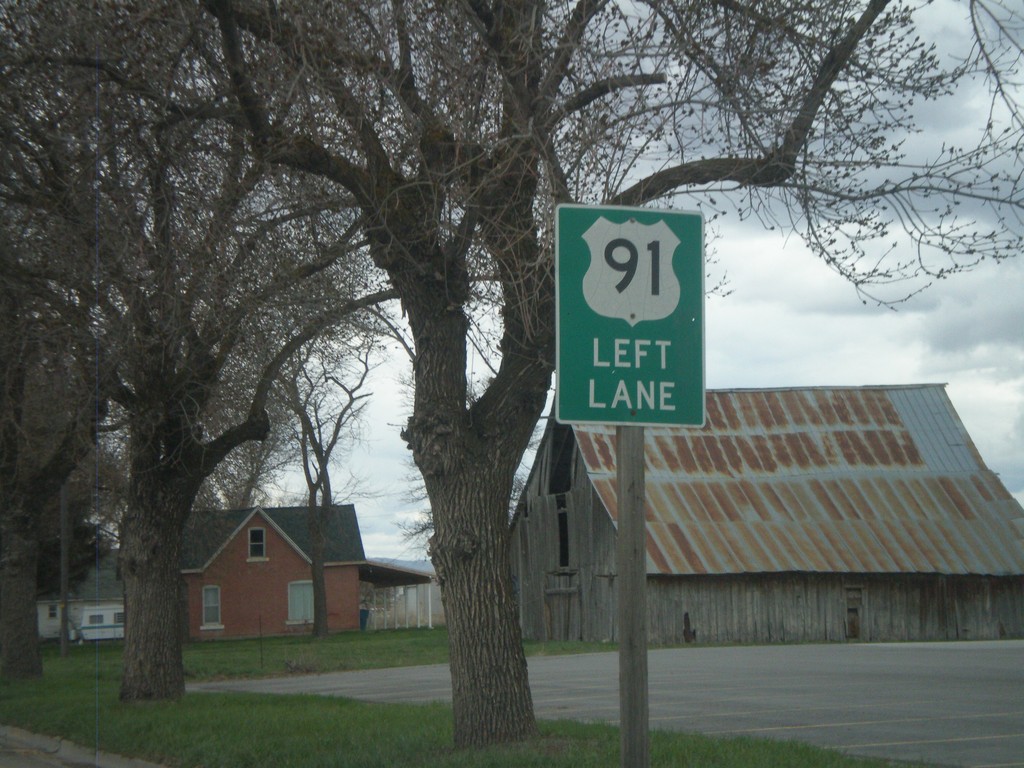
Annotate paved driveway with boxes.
[191,640,1024,767]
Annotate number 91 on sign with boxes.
[555,204,705,428]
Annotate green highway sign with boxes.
[555,204,705,427]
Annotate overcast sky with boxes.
[272,1,1023,561]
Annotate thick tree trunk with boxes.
[404,284,549,745]
[430,469,537,748]
[0,509,42,680]
[119,479,194,701]
[400,230,552,747]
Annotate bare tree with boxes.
[200,0,1021,746]
[400,469,528,554]
[35,463,113,610]
[0,3,393,699]
[0,237,100,680]
[278,333,378,638]
[196,395,296,511]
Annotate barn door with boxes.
[544,572,580,641]
[846,587,863,640]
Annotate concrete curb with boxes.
[0,723,168,768]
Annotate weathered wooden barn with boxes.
[511,385,1024,644]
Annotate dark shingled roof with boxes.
[181,504,365,572]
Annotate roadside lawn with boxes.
[1,630,932,768]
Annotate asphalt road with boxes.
[192,640,1024,768]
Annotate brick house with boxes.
[181,504,428,640]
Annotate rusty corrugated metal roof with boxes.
[574,385,1024,576]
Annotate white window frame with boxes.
[248,527,266,560]
[287,580,314,624]
[201,585,223,630]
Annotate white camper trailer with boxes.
[37,551,125,642]
[38,600,125,641]
[77,606,125,641]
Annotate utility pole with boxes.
[59,481,70,656]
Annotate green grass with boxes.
[183,627,456,679]
[0,631,932,768]
[183,627,615,679]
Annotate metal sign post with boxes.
[616,424,648,766]
[555,204,705,768]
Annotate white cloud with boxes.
[708,232,1024,508]
[916,258,1024,360]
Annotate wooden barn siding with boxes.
[647,574,845,644]
[512,504,546,641]
[514,441,619,642]
[647,573,1024,644]
[512,430,557,642]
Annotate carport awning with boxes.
[357,560,432,588]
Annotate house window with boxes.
[48,604,58,619]
[202,585,222,627]
[248,528,266,559]
[288,581,313,623]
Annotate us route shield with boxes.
[556,204,704,427]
